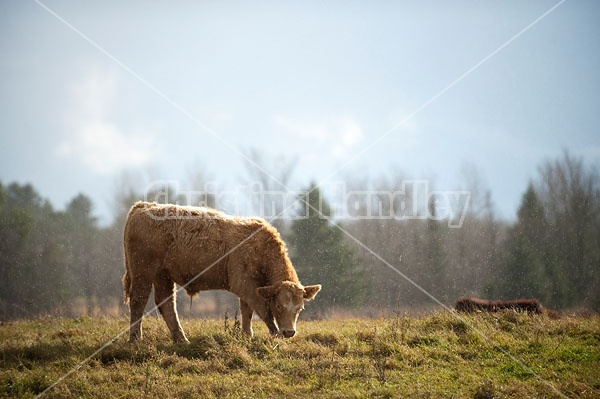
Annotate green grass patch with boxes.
[1,312,598,398]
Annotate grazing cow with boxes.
[455,297,543,314]
[123,201,321,342]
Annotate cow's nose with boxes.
[281,329,296,338]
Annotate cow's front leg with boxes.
[266,319,279,336]
[239,299,254,337]
[250,299,278,336]
[257,307,278,336]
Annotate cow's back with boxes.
[124,202,268,293]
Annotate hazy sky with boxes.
[1,0,598,224]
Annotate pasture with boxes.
[1,311,598,398]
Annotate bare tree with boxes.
[184,159,217,208]
[343,173,420,311]
[446,163,499,299]
[535,150,600,308]
[241,148,297,231]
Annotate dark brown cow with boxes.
[455,297,543,314]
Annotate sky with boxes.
[1,0,599,225]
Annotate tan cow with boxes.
[122,201,321,342]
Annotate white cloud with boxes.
[57,68,161,175]
[273,114,365,158]
[57,123,159,174]
[71,68,117,122]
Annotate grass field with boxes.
[1,311,598,398]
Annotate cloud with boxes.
[274,115,365,158]
[57,68,161,175]
[57,123,158,174]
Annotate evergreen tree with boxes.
[0,182,76,318]
[424,197,446,302]
[288,185,369,310]
[66,194,98,315]
[492,183,556,303]
[0,183,32,317]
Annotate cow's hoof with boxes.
[129,334,142,343]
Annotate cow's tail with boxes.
[122,220,132,305]
[123,267,131,305]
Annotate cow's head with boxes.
[257,281,321,338]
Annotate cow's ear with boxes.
[257,285,277,300]
[303,285,321,301]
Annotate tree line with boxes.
[0,151,598,320]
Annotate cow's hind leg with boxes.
[129,277,152,342]
[240,299,254,337]
[154,275,188,343]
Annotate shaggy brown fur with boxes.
[455,297,543,314]
[123,201,321,342]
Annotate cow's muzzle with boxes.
[281,329,296,338]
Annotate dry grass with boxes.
[1,311,598,398]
